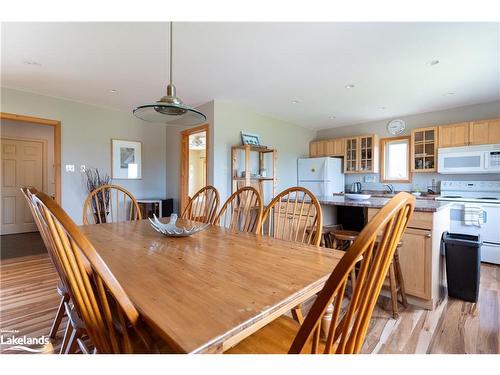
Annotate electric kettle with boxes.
[350,182,362,193]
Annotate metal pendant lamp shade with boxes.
[133,23,206,126]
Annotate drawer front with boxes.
[367,208,432,230]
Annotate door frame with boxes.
[0,112,61,204]
[179,124,209,214]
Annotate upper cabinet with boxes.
[309,138,344,158]
[438,122,469,148]
[411,126,437,172]
[344,134,379,174]
[469,119,500,145]
[438,119,500,148]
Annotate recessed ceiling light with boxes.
[427,60,440,66]
[291,99,301,104]
[23,60,42,66]
[345,84,355,89]
[445,92,456,96]
[110,89,118,93]
[377,106,387,110]
[329,115,336,119]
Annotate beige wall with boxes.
[315,100,500,192]
[1,87,167,223]
[213,100,316,203]
[188,149,206,196]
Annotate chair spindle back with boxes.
[181,185,220,224]
[214,186,263,233]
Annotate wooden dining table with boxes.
[79,218,344,353]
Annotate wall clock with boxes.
[387,119,406,135]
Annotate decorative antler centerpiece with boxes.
[149,214,209,237]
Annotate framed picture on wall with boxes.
[111,139,142,179]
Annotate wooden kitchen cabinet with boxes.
[438,122,470,148]
[411,126,438,172]
[367,208,435,304]
[310,138,344,157]
[344,134,379,174]
[398,228,432,300]
[309,140,326,157]
[469,119,500,145]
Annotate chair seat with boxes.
[330,229,359,242]
[225,316,325,354]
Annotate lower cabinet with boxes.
[367,208,433,301]
[398,228,432,300]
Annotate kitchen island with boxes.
[317,194,452,310]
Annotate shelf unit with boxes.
[231,145,277,203]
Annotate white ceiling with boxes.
[2,22,499,129]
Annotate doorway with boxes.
[180,124,208,214]
[0,113,61,258]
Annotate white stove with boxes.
[437,181,500,265]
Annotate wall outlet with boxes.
[65,164,75,172]
[363,175,377,183]
[80,165,86,173]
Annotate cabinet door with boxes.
[344,138,358,173]
[438,122,469,147]
[333,138,345,156]
[310,141,323,157]
[469,119,500,145]
[397,228,432,300]
[324,140,335,156]
[411,127,437,172]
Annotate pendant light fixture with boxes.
[133,22,206,125]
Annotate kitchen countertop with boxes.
[316,195,451,212]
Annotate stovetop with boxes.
[438,180,500,204]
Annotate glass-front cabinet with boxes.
[344,134,379,174]
[345,137,358,172]
[411,126,437,172]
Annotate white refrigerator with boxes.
[298,157,345,197]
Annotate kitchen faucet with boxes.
[384,184,395,194]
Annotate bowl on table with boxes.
[345,193,372,201]
[149,214,209,237]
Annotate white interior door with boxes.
[1,138,44,235]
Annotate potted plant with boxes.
[84,168,111,223]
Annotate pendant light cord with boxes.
[169,22,173,86]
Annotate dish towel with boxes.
[463,204,484,227]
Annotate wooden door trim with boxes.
[0,112,61,204]
[179,124,209,214]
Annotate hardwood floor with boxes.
[0,232,47,259]
[0,254,498,354]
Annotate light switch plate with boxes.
[364,175,377,183]
[65,164,75,172]
[80,165,86,173]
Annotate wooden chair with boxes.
[260,187,322,323]
[261,187,323,246]
[331,228,408,318]
[214,186,263,233]
[226,192,415,354]
[30,189,160,353]
[82,184,142,225]
[21,188,70,347]
[181,185,220,224]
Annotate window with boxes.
[381,137,411,182]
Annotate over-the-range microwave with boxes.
[438,144,500,174]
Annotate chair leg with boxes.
[65,328,78,354]
[49,294,69,339]
[60,320,73,354]
[388,262,399,319]
[393,252,408,307]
